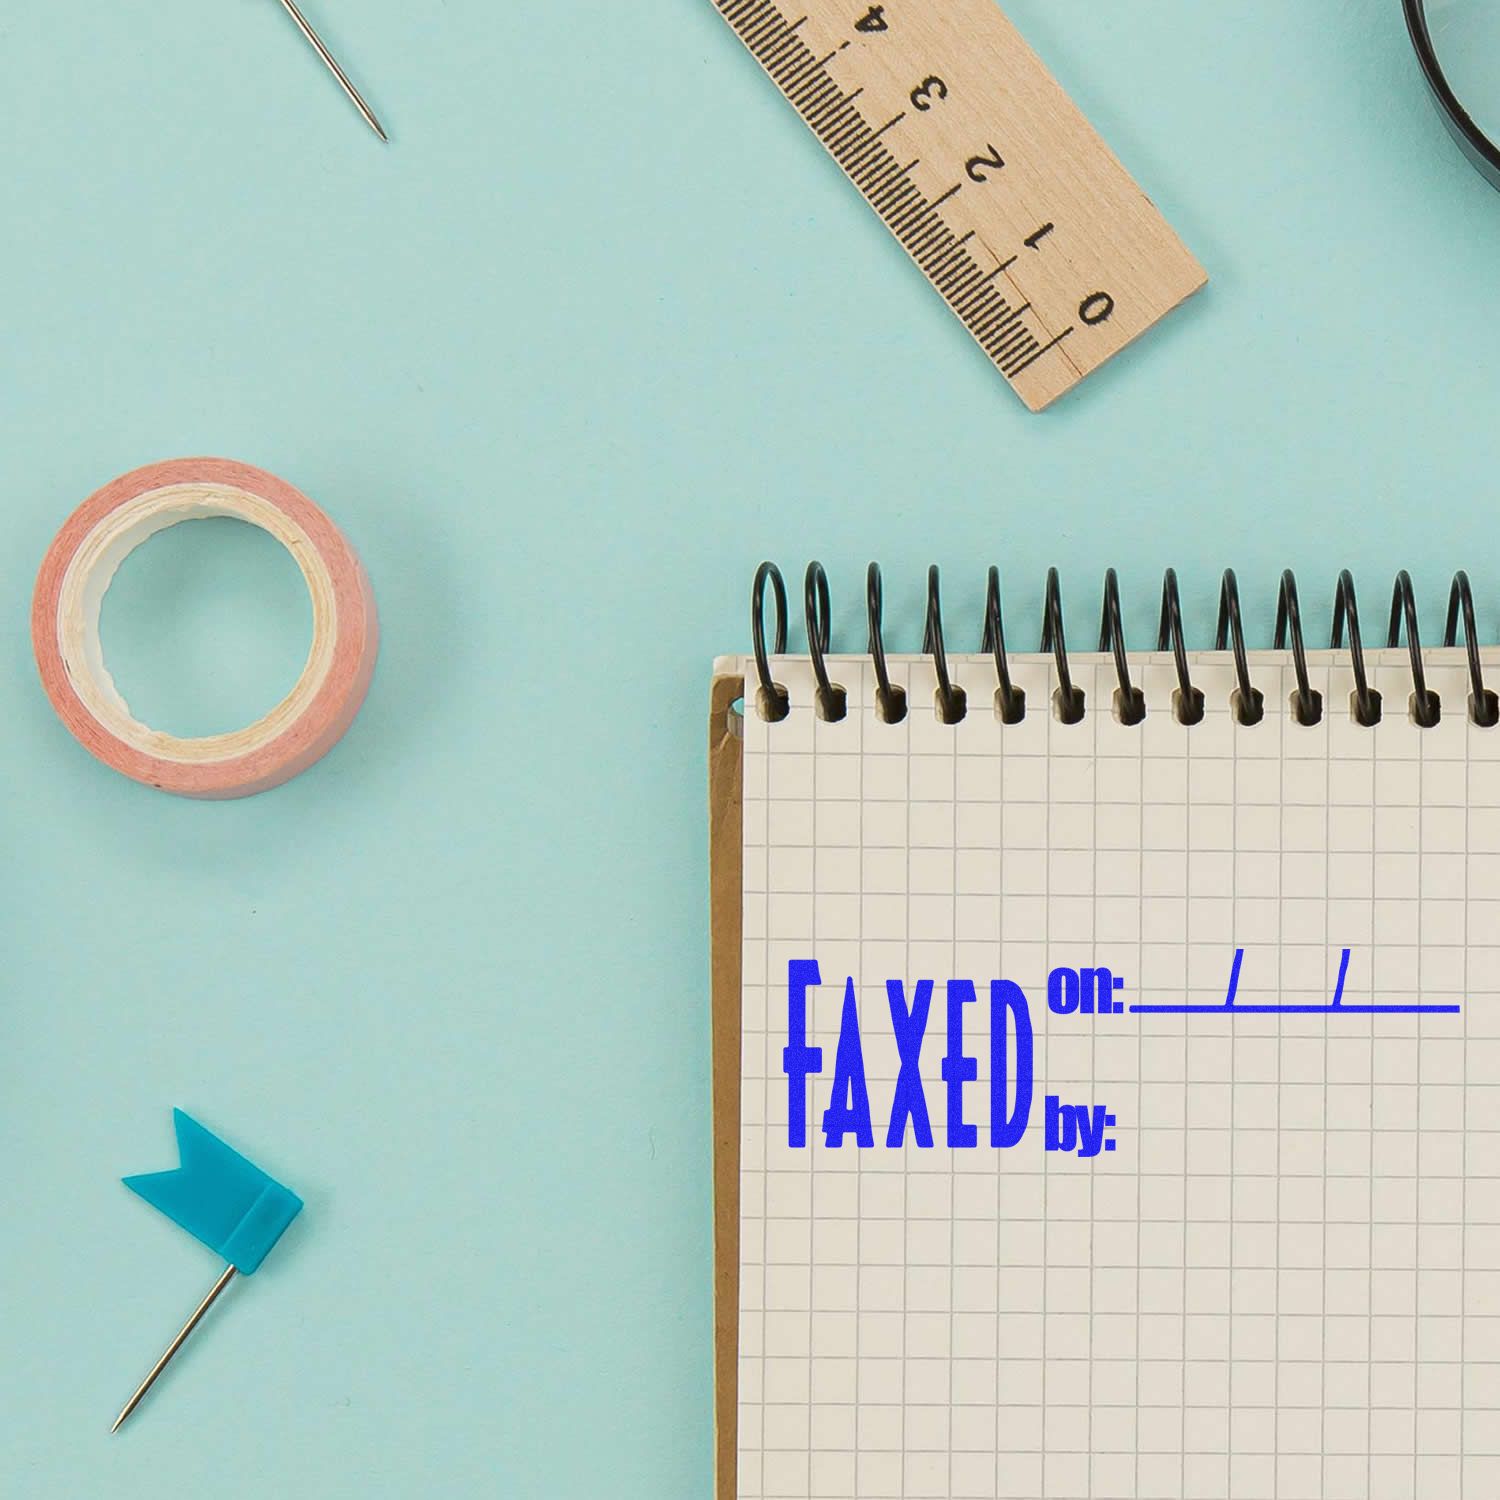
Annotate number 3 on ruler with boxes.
[910,76,947,111]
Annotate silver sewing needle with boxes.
[111,1266,239,1433]
[275,0,389,143]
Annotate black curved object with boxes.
[922,565,967,723]
[751,560,789,720]
[1387,570,1440,727]
[1098,568,1145,725]
[1444,570,1499,727]
[1331,570,1383,727]
[748,564,1498,730]
[1157,568,1204,725]
[866,562,907,724]
[1403,0,1500,191]
[803,561,846,721]
[1215,569,1264,725]
[1272,570,1323,725]
[1040,567,1086,724]
[981,566,1026,724]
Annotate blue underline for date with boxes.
[1126,947,1462,1016]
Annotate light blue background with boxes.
[3,2,1499,1495]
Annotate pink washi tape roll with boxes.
[32,458,378,799]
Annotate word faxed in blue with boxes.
[780,953,1458,1157]
[783,960,1113,1160]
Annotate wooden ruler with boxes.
[712,0,1207,409]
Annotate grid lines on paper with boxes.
[737,648,1500,1500]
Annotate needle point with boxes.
[275,0,388,143]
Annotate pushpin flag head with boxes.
[124,1109,302,1273]
[113,1112,303,1432]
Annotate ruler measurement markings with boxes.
[855,154,903,196]
[913,229,956,268]
[933,240,983,285]
[724,0,1036,387]
[953,268,1008,319]
[739,11,790,53]
[738,5,1018,354]
[805,90,847,132]
[1006,327,1074,377]
[916,218,959,254]
[979,303,1025,343]
[927,233,978,284]
[815,96,861,137]
[874,175,917,217]
[712,0,1206,409]
[936,266,984,310]
[955,264,1008,310]
[987,326,1033,364]
[889,194,932,238]
[827,119,869,157]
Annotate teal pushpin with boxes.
[113,1110,303,1432]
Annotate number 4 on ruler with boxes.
[712,0,1206,410]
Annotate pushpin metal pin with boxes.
[113,1111,303,1433]
[112,1266,238,1433]
[275,0,389,142]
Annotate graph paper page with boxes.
[735,649,1500,1500]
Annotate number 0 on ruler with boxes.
[713,0,1207,410]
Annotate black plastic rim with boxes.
[1215,569,1264,725]
[1403,0,1500,191]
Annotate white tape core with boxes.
[55,483,339,764]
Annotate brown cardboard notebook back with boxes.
[708,673,744,1500]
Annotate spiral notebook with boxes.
[708,565,1500,1500]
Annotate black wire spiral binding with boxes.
[1388,569,1440,727]
[923,565,967,724]
[1445,570,1500,727]
[981,567,1026,725]
[751,560,788,721]
[1040,568,1086,724]
[1157,568,1205,726]
[1331,569,1383,726]
[803,561,847,722]
[750,561,1491,729]
[1273,570,1323,726]
[866,562,907,724]
[1215,569,1265,726]
[1099,569,1146,725]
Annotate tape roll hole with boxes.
[101,516,313,738]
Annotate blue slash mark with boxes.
[1330,945,1351,1008]
[1129,946,1461,1015]
[1224,946,1244,1008]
